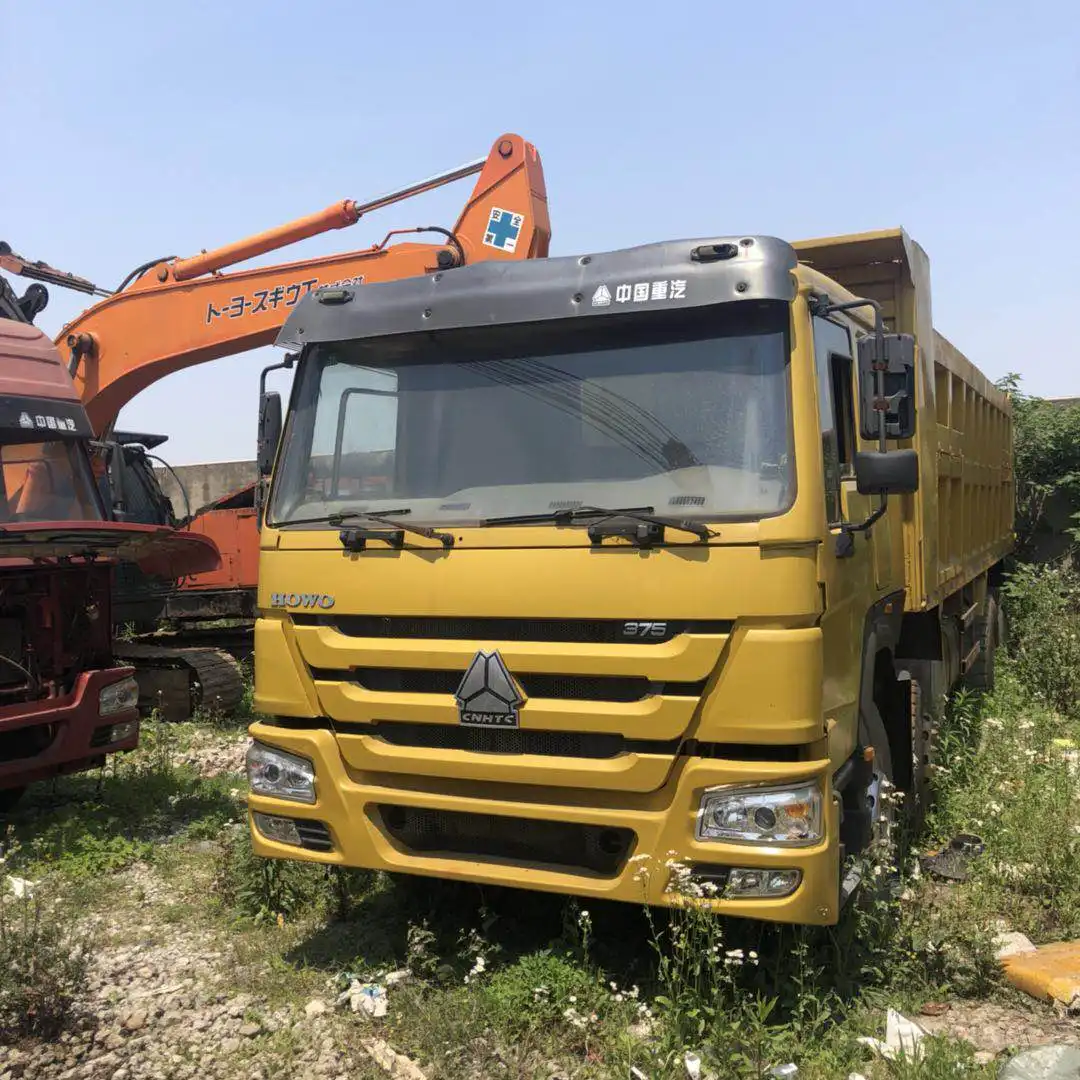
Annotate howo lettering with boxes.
[246,228,1013,925]
[270,593,336,610]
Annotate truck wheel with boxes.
[965,592,999,693]
[0,787,25,815]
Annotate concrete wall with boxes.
[154,459,256,517]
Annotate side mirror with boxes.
[257,391,282,477]
[857,333,916,440]
[855,449,919,495]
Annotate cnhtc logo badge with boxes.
[454,650,525,728]
[482,208,525,253]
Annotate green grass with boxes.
[924,673,1080,941]
[3,716,245,881]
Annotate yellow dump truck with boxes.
[246,228,1013,925]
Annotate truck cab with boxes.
[0,286,220,808]
[247,231,1012,924]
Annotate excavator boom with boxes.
[36,133,549,433]
[1,132,550,721]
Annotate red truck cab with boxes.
[0,315,219,809]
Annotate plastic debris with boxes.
[770,1065,799,1078]
[360,1035,427,1079]
[995,930,1038,960]
[684,1051,702,1079]
[4,875,39,899]
[384,969,412,987]
[630,1069,649,1080]
[919,833,985,882]
[336,979,389,1018]
[847,1074,869,1080]
[857,1009,927,1061]
[1000,1044,1080,1080]
[1002,940,1080,1008]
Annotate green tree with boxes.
[997,373,1080,557]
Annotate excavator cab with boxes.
[99,432,181,528]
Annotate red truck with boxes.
[0,278,218,810]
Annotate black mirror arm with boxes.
[259,352,296,398]
[830,497,887,537]
[828,497,887,557]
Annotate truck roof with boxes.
[0,318,81,404]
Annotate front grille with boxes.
[377,805,635,876]
[296,615,732,644]
[326,668,706,702]
[296,819,333,852]
[369,721,644,758]
[0,723,56,762]
[354,668,649,701]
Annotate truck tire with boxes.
[0,786,25,815]
[965,591,1000,693]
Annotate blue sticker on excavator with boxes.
[482,208,525,253]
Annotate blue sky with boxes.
[3,1,1077,464]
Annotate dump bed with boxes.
[793,229,1013,612]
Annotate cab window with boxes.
[813,316,856,522]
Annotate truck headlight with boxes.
[246,742,316,804]
[99,676,139,716]
[696,782,823,845]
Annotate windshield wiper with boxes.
[483,505,714,545]
[283,508,455,549]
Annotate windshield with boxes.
[270,302,794,527]
[0,440,103,523]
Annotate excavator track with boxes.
[115,642,245,722]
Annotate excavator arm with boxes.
[16,134,548,433]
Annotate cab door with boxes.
[813,315,878,750]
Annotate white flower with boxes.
[464,955,487,983]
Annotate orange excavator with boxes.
[3,134,550,718]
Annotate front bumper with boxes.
[0,668,140,792]
[247,721,842,925]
